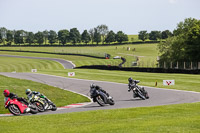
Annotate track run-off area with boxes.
[0,54,200,116]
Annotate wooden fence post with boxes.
[177,61,179,69]
[184,62,186,69]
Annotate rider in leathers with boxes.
[90,83,112,99]
[128,77,140,98]
[25,89,53,104]
[3,89,30,105]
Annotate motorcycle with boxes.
[29,94,47,112]
[90,87,115,106]
[4,97,37,116]
[128,80,149,100]
[29,94,57,111]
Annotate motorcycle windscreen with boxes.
[4,97,8,103]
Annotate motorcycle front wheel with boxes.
[51,104,57,111]
[8,104,21,116]
[137,90,146,100]
[96,95,106,106]
[30,108,38,114]
[108,99,115,105]
[33,101,45,112]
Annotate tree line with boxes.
[0,25,128,46]
[138,30,173,41]
[158,17,200,62]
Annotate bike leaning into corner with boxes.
[90,83,115,106]
[3,90,37,116]
[25,89,57,111]
[128,77,149,100]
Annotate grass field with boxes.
[128,34,140,42]
[0,56,64,72]
[0,43,159,67]
[0,103,200,133]
[0,75,90,114]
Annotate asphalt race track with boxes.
[1,72,200,116]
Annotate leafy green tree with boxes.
[158,36,186,62]
[0,33,3,44]
[161,30,172,39]
[115,31,128,44]
[0,27,7,45]
[81,30,91,44]
[6,30,13,45]
[105,30,116,44]
[26,32,35,45]
[14,30,24,45]
[138,30,148,41]
[158,18,200,62]
[96,24,109,44]
[149,31,161,40]
[182,18,200,61]
[35,31,44,45]
[43,30,48,45]
[69,28,81,45]
[89,28,95,44]
[58,29,70,45]
[48,30,57,45]
[93,28,101,45]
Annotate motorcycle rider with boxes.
[128,77,149,99]
[3,89,30,105]
[128,77,140,98]
[90,83,112,99]
[25,89,53,104]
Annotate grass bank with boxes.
[0,56,64,72]
[0,103,200,133]
[0,75,90,114]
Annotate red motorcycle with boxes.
[4,97,37,116]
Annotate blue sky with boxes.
[0,0,199,34]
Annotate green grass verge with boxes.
[0,103,200,133]
[0,75,90,114]
[39,69,200,92]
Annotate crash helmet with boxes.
[90,83,96,88]
[128,77,133,83]
[3,89,10,97]
[25,89,32,95]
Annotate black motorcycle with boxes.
[128,80,149,100]
[90,88,115,106]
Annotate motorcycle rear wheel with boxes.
[8,104,21,116]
